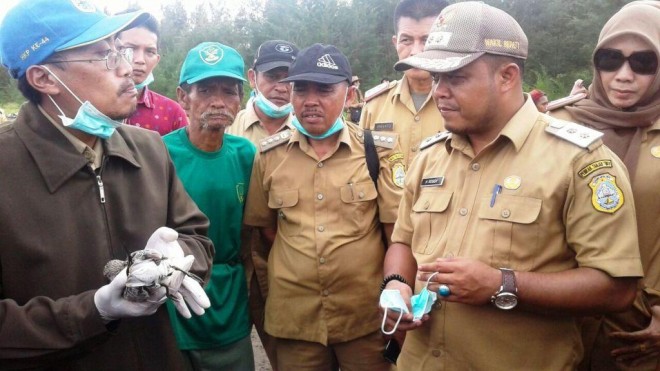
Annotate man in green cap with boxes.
[163,42,256,371]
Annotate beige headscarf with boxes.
[565,1,660,176]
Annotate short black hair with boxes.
[484,54,526,78]
[394,0,449,34]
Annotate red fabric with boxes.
[126,87,189,136]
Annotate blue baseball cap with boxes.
[0,0,149,79]
[179,42,247,85]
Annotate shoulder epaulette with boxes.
[370,132,398,149]
[258,129,292,153]
[420,131,451,150]
[545,119,603,148]
[364,81,397,103]
[546,92,587,112]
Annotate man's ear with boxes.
[345,85,356,105]
[176,86,190,110]
[391,34,398,48]
[498,63,521,93]
[25,65,60,96]
[247,69,257,90]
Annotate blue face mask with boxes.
[254,91,292,119]
[291,116,344,140]
[410,272,438,320]
[43,66,123,139]
[134,72,154,90]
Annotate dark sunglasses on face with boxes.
[593,48,658,75]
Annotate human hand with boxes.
[610,305,660,366]
[417,257,500,306]
[94,268,167,322]
[144,227,211,318]
[379,280,428,334]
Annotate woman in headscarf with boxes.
[551,2,660,370]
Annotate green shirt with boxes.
[163,128,256,349]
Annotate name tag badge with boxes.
[374,122,394,131]
[421,177,445,187]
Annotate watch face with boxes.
[495,293,518,310]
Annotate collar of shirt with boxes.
[244,101,294,132]
[37,104,104,169]
[289,120,353,155]
[137,86,153,109]
[447,97,540,155]
[391,75,433,113]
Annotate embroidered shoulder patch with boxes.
[589,173,624,214]
[578,160,612,178]
[392,163,406,188]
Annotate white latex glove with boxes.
[144,227,211,318]
[94,268,167,321]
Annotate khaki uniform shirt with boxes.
[360,76,444,167]
[226,101,293,143]
[226,101,293,296]
[244,123,405,345]
[393,99,643,371]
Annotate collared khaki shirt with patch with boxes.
[226,101,293,143]
[244,123,404,345]
[360,76,444,166]
[393,99,643,371]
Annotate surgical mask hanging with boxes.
[380,289,410,335]
[42,65,123,139]
[134,72,154,90]
[253,76,292,118]
[410,272,438,320]
[290,87,347,140]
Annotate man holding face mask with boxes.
[0,0,213,369]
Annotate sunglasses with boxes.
[593,49,658,75]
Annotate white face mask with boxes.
[253,75,293,118]
[380,289,410,335]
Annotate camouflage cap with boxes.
[394,1,528,73]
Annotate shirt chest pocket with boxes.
[339,181,378,236]
[268,189,301,237]
[477,195,542,270]
[411,191,452,255]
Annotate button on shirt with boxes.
[360,76,444,166]
[392,99,643,370]
[244,123,404,345]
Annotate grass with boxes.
[1,101,22,115]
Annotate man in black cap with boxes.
[226,39,298,370]
[243,44,405,370]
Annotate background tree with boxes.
[0,0,638,112]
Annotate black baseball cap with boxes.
[253,40,299,72]
[280,44,352,84]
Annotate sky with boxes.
[0,0,246,22]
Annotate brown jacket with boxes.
[0,103,214,370]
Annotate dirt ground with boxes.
[251,327,273,371]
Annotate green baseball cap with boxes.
[179,42,246,85]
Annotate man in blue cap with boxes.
[162,42,256,371]
[244,43,405,370]
[0,1,213,369]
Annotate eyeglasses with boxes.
[48,48,134,71]
[593,48,658,75]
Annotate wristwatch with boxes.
[491,268,518,310]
